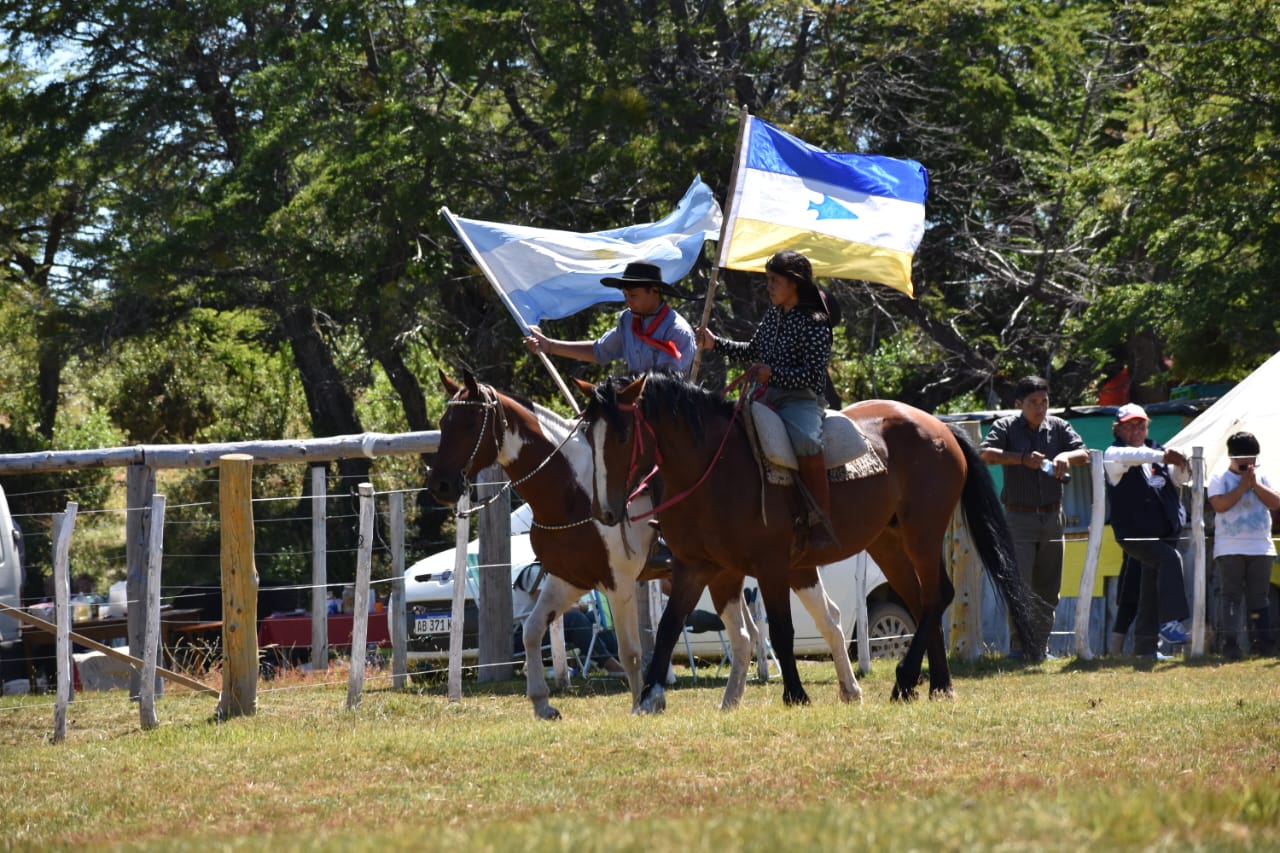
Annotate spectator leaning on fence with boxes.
[1103,403,1192,658]
[979,375,1089,657]
[1207,431,1280,659]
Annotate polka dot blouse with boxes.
[715,305,832,394]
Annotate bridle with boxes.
[443,382,588,523]
[607,376,752,523]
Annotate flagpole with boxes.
[690,105,751,383]
[441,206,582,414]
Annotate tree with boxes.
[1073,0,1280,392]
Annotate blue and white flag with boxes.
[444,177,722,324]
[721,117,928,296]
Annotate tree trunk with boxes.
[36,336,62,442]
[279,304,371,571]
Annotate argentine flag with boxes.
[444,177,722,325]
[721,117,928,297]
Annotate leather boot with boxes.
[1107,632,1126,657]
[1248,607,1275,656]
[796,453,837,553]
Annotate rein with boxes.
[621,377,753,523]
[445,384,586,521]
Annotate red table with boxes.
[257,613,390,650]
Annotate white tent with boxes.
[1167,350,1280,476]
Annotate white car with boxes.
[403,504,917,664]
[0,484,23,644]
[676,552,916,663]
[403,505,539,663]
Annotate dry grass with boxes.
[1,654,1278,851]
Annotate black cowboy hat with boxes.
[601,261,681,299]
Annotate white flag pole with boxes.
[690,106,751,383]
[441,207,581,414]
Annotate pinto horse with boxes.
[425,371,861,719]
[580,371,1048,711]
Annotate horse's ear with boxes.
[571,377,596,398]
[439,369,461,396]
[463,370,481,396]
[618,375,646,406]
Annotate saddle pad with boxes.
[750,401,873,471]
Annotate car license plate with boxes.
[415,613,452,635]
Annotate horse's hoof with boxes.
[783,689,811,706]
[839,686,863,704]
[929,686,955,701]
[635,685,667,715]
[891,684,919,703]
[535,705,562,721]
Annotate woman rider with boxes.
[695,250,838,552]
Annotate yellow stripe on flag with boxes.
[724,218,915,297]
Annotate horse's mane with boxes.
[492,386,575,444]
[585,370,733,444]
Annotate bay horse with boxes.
[425,371,861,719]
[579,371,1048,711]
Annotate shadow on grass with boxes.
[943,650,1242,681]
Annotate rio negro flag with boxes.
[720,117,928,296]
[443,177,722,326]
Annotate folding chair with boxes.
[577,590,624,681]
[681,608,731,684]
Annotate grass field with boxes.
[1,654,1278,851]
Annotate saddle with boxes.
[747,402,886,484]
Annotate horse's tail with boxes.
[948,425,1052,660]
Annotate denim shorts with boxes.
[763,387,823,456]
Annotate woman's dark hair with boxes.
[766,250,840,329]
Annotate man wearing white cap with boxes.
[1103,403,1192,657]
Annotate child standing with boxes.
[1207,432,1280,658]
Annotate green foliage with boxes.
[3,0,1280,486]
[82,309,305,445]
[1073,1,1280,380]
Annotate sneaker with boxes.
[1151,650,1174,661]
[1159,620,1190,645]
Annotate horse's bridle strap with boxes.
[445,384,587,521]
[623,387,747,523]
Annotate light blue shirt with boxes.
[593,306,696,376]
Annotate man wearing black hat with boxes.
[523,261,697,376]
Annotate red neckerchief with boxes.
[631,303,680,359]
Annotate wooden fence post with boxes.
[139,494,166,729]
[310,464,329,670]
[125,463,158,699]
[947,421,983,660]
[346,483,374,710]
[477,466,514,682]
[447,494,470,702]
[51,502,78,744]
[218,454,258,719]
[1189,447,1207,657]
[388,491,407,689]
[1073,450,1107,659]
[853,554,870,675]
